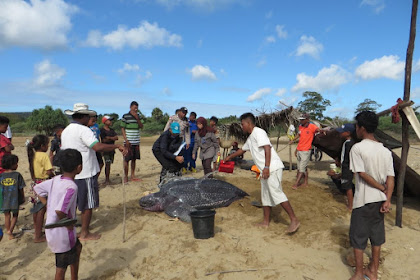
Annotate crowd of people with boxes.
[0,104,394,280]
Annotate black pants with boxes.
[202,158,213,177]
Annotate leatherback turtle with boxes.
[139,177,248,222]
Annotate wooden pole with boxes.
[396,0,418,227]
[376,100,413,117]
[289,144,292,172]
[122,159,127,242]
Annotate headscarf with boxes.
[196,117,214,137]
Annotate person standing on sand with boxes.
[62,103,127,241]
[121,101,144,183]
[348,111,394,280]
[289,113,320,189]
[225,113,300,233]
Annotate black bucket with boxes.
[190,209,216,239]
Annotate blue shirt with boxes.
[90,123,100,141]
[189,120,198,144]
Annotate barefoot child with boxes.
[225,113,300,232]
[100,116,118,185]
[28,135,54,243]
[35,149,83,280]
[0,154,25,239]
[349,111,394,280]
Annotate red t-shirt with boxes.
[0,135,12,174]
[297,123,319,151]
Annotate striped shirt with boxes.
[121,112,141,145]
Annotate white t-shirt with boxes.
[242,127,284,172]
[61,122,99,179]
[350,139,394,209]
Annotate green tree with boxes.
[151,107,164,123]
[297,91,331,120]
[27,105,69,135]
[355,98,382,114]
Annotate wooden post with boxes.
[289,143,292,172]
[396,0,418,227]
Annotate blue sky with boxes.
[0,0,419,119]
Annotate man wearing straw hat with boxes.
[62,103,127,241]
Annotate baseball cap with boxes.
[178,107,188,114]
[298,113,310,120]
[170,122,180,134]
[336,123,355,134]
[102,115,114,123]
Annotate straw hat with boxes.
[64,103,97,116]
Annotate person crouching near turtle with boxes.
[152,122,185,182]
[34,149,83,280]
[225,113,300,233]
[192,117,219,178]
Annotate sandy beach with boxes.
[1,136,420,280]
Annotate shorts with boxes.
[56,239,82,269]
[96,152,104,165]
[75,176,99,212]
[260,169,288,207]
[125,144,140,162]
[103,152,115,164]
[297,150,311,173]
[349,201,385,250]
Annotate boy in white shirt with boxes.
[349,111,394,280]
[225,113,300,233]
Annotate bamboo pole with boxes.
[396,0,418,227]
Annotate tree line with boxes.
[1,92,418,137]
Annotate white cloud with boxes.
[279,95,299,107]
[292,64,351,92]
[155,0,242,11]
[162,87,172,96]
[84,21,182,50]
[412,87,420,98]
[0,0,78,50]
[197,39,203,48]
[265,11,273,19]
[275,88,287,97]
[188,65,217,81]
[295,35,324,59]
[275,25,288,39]
[355,55,405,80]
[265,36,276,44]
[414,59,420,72]
[135,70,152,86]
[118,63,140,74]
[247,88,272,102]
[33,59,66,87]
[360,0,385,14]
[257,57,267,67]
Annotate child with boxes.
[0,116,14,174]
[225,113,300,233]
[209,116,220,171]
[35,148,83,280]
[349,111,394,280]
[192,117,219,177]
[0,154,25,240]
[100,116,118,185]
[28,134,53,243]
[50,124,65,174]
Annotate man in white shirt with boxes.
[225,113,300,233]
[62,103,127,241]
[349,111,394,280]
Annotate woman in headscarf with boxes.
[192,117,220,177]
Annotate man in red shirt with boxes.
[290,113,320,189]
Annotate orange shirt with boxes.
[297,123,319,151]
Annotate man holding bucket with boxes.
[225,113,300,233]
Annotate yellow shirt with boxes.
[34,152,53,179]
